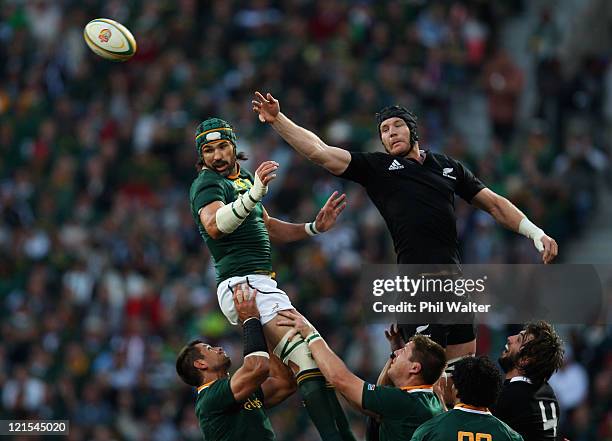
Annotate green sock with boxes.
[298,370,343,441]
[325,385,357,441]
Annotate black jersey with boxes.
[492,377,560,441]
[339,151,485,266]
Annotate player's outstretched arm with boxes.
[263,191,347,243]
[229,285,270,402]
[472,188,558,264]
[252,91,351,175]
[276,310,366,410]
[199,161,278,239]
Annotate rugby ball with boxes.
[83,18,137,62]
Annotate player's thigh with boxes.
[445,324,476,359]
[263,313,296,348]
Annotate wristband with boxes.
[305,332,323,345]
[243,317,268,358]
[305,221,320,236]
[518,218,545,252]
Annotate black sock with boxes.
[298,370,343,441]
[325,385,357,441]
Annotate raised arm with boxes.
[199,161,278,239]
[471,188,558,263]
[253,92,351,175]
[377,324,404,386]
[229,285,271,402]
[262,192,347,243]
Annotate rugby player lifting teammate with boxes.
[252,92,559,363]
[189,117,355,441]
[176,284,295,440]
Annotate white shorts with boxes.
[217,274,294,325]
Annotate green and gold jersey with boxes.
[362,383,444,441]
[195,378,275,441]
[189,166,272,284]
[411,405,524,441]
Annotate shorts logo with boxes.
[367,384,376,391]
[388,160,404,171]
[442,167,456,180]
[272,302,280,312]
[98,29,112,43]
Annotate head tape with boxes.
[195,118,237,156]
[376,105,419,148]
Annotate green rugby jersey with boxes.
[411,405,524,441]
[189,166,272,284]
[195,378,275,441]
[362,383,443,441]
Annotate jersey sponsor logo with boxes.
[367,383,376,391]
[243,397,263,410]
[442,167,456,180]
[388,160,405,171]
[233,178,252,193]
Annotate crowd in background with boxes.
[1,1,611,440]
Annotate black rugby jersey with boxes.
[492,377,560,441]
[339,151,485,266]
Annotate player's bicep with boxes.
[229,355,270,403]
[199,201,226,239]
[470,187,497,213]
[322,145,352,176]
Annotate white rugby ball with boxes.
[83,18,137,62]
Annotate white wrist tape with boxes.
[215,175,268,234]
[518,217,545,252]
[305,221,320,236]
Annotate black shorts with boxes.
[398,323,476,348]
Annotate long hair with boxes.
[519,321,564,384]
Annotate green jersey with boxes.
[411,406,524,441]
[362,383,444,441]
[189,167,272,284]
[195,378,275,441]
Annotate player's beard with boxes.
[208,155,237,177]
[498,352,518,373]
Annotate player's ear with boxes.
[409,361,422,375]
[194,358,208,370]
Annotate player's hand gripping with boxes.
[314,191,347,233]
[276,309,317,340]
[232,283,260,324]
[253,92,280,123]
[384,324,404,352]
